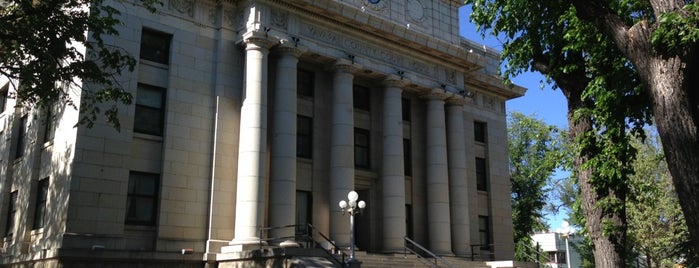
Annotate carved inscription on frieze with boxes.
[300,22,435,77]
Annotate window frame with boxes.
[478,215,492,250]
[5,191,17,237]
[134,83,166,136]
[354,128,371,168]
[297,115,313,159]
[476,157,488,191]
[15,115,27,159]
[297,69,315,98]
[139,29,172,65]
[353,85,371,111]
[403,138,412,176]
[474,121,487,143]
[125,172,160,226]
[33,178,49,229]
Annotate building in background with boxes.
[0,0,524,266]
[531,231,582,268]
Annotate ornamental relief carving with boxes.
[271,9,289,29]
[406,0,427,23]
[169,0,194,17]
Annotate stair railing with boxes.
[305,223,347,266]
[258,224,347,266]
[404,237,455,268]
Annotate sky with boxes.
[458,6,571,231]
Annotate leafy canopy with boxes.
[0,0,160,129]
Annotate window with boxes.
[353,85,370,111]
[476,157,488,191]
[402,98,411,122]
[474,121,487,143]
[33,178,49,229]
[403,138,412,176]
[135,84,166,136]
[43,104,57,142]
[15,115,27,159]
[125,172,160,226]
[297,115,313,159]
[556,251,567,264]
[140,29,172,64]
[295,191,312,234]
[478,216,491,250]
[297,69,314,97]
[5,191,17,237]
[354,128,370,168]
[0,83,8,113]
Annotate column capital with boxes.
[242,31,276,50]
[383,74,410,89]
[273,40,307,58]
[421,88,454,101]
[446,94,472,106]
[332,58,363,74]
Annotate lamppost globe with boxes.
[358,200,366,209]
[339,200,348,209]
[348,190,359,202]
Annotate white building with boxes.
[531,232,582,268]
[0,0,525,266]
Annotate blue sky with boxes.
[458,6,571,230]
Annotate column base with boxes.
[221,238,267,253]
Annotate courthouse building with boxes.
[0,0,525,266]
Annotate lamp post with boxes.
[339,190,366,266]
[561,221,573,268]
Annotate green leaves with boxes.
[1,0,160,129]
[508,112,569,260]
[652,4,699,55]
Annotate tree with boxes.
[507,112,566,261]
[566,0,699,255]
[627,130,694,267]
[0,0,159,129]
[467,0,651,266]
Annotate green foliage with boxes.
[467,0,653,264]
[626,131,695,267]
[651,4,699,55]
[508,112,568,260]
[0,0,161,129]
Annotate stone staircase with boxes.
[351,251,492,268]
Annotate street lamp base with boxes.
[346,259,362,268]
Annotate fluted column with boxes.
[446,96,471,256]
[269,45,301,240]
[230,35,272,249]
[381,75,406,252]
[425,89,453,255]
[329,59,361,248]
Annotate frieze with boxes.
[271,9,289,29]
[299,21,436,77]
[168,0,194,18]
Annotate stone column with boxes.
[329,59,360,248]
[446,96,471,256]
[381,75,406,252]
[269,45,301,242]
[229,35,272,250]
[424,89,453,255]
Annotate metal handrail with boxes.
[404,237,455,268]
[306,223,347,265]
[256,224,347,266]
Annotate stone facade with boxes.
[0,0,525,266]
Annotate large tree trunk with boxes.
[565,90,626,268]
[571,0,699,253]
[645,56,699,252]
